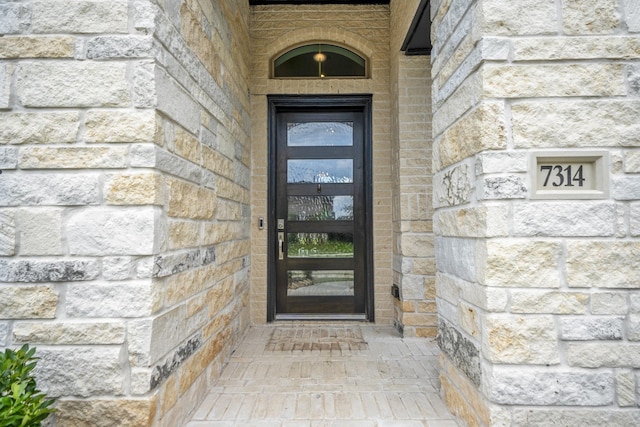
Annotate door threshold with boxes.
[275,313,368,321]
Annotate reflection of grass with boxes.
[289,241,353,256]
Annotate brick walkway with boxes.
[186,324,459,427]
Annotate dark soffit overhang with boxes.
[249,1,389,4]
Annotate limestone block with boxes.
[0,210,16,256]
[157,149,202,183]
[616,370,636,407]
[512,408,640,427]
[433,72,483,136]
[34,347,125,398]
[167,178,216,220]
[627,64,640,96]
[435,237,477,283]
[105,173,163,205]
[0,112,79,144]
[434,162,473,208]
[87,35,155,59]
[514,202,616,237]
[66,281,155,318]
[434,102,506,170]
[0,285,58,319]
[562,0,620,35]
[481,0,557,36]
[511,290,588,314]
[130,368,154,395]
[458,302,479,338]
[149,305,189,364]
[156,67,200,134]
[632,204,640,236]
[103,256,154,281]
[152,247,215,277]
[85,110,157,143]
[512,100,640,148]
[488,367,613,405]
[0,322,7,346]
[13,321,125,345]
[130,144,157,167]
[174,126,201,165]
[625,151,640,173]
[613,176,640,200]
[481,175,527,200]
[0,3,30,34]
[476,151,528,174]
[484,63,626,98]
[513,36,640,61]
[0,63,11,109]
[19,146,128,169]
[0,147,18,169]
[400,274,426,300]
[623,0,640,32]
[0,259,99,283]
[567,342,640,368]
[56,399,153,427]
[203,146,233,177]
[560,317,624,340]
[484,315,560,364]
[400,233,435,258]
[168,220,200,249]
[591,292,629,315]
[17,62,129,107]
[566,241,640,288]
[32,0,128,34]
[435,205,509,238]
[480,239,562,288]
[18,208,63,255]
[134,0,158,33]
[67,207,157,256]
[0,172,99,206]
[0,36,74,58]
[134,61,157,108]
[437,319,481,387]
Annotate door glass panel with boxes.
[287,233,354,258]
[287,270,354,296]
[287,159,353,183]
[287,122,353,146]
[288,195,353,221]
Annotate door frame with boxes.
[266,95,374,322]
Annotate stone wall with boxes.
[432,0,640,425]
[250,4,393,323]
[389,0,436,337]
[0,0,251,425]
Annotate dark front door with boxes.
[268,96,373,321]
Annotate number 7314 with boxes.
[540,165,585,187]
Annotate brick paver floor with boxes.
[186,324,460,427]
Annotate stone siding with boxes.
[250,4,393,324]
[432,0,640,425]
[0,0,251,425]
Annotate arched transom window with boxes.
[273,43,367,78]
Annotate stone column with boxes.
[432,0,640,425]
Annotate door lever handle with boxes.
[278,232,285,260]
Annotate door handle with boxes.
[278,232,285,260]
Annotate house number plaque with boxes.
[530,151,609,199]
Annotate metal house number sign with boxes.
[531,151,609,199]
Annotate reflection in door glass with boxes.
[287,233,353,258]
[287,159,353,183]
[287,270,354,296]
[287,122,353,146]
[288,196,353,221]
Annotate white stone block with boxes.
[32,0,128,34]
[622,0,640,32]
[632,203,640,236]
[511,290,588,314]
[560,317,624,340]
[613,176,640,200]
[134,61,157,108]
[514,202,616,237]
[86,35,155,59]
[34,347,125,398]
[0,173,99,206]
[0,322,7,346]
[481,0,557,36]
[133,0,158,33]
[0,3,30,34]
[0,147,18,169]
[488,367,613,405]
[130,144,157,167]
[627,315,640,341]
[66,280,155,318]
[0,210,16,256]
[13,321,125,345]
[512,408,640,427]
[567,342,640,368]
[476,152,528,174]
[435,237,477,283]
[434,162,473,208]
[616,370,636,407]
[17,61,129,107]
[156,67,200,134]
[566,241,640,288]
[18,208,63,255]
[591,292,629,315]
[0,63,11,109]
[484,315,560,364]
[67,207,157,256]
[400,274,426,300]
[481,175,527,200]
[625,151,640,173]
[0,112,80,144]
